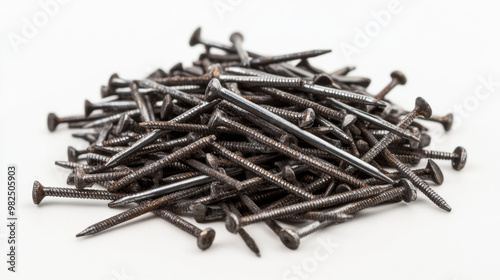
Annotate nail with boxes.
[74,167,131,190]
[152,208,215,250]
[299,83,385,107]
[32,181,126,205]
[229,32,251,67]
[375,71,407,100]
[260,105,316,128]
[76,184,210,237]
[416,146,467,171]
[47,112,113,132]
[363,159,444,186]
[219,200,260,256]
[84,99,137,117]
[249,49,331,66]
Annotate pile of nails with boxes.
[34,27,467,255]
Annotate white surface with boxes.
[1,0,499,279]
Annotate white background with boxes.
[1,0,500,279]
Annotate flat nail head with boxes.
[47,113,59,132]
[278,228,300,250]
[398,179,417,203]
[342,114,358,130]
[299,108,316,128]
[426,159,444,185]
[391,71,407,85]
[205,79,222,102]
[67,146,79,162]
[84,100,93,117]
[32,180,46,205]
[225,212,240,234]
[197,228,216,250]
[229,32,244,43]
[108,73,120,89]
[205,153,219,169]
[100,85,111,98]
[189,27,202,46]
[74,168,93,190]
[443,113,454,132]
[415,97,432,119]
[207,109,225,129]
[452,146,467,171]
[193,203,208,223]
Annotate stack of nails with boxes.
[34,27,467,255]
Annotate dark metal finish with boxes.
[375,71,407,100]
[206,79,392,183]
[32,181,126,204]
[36,27,466,254]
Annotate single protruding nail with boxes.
[32,181,126,205]
[229,32,251,67]
[375,70,407,100]
[422,159,444,185]
[219,200,260,256]
[152,208,215,250]
[76,184,210,237]
[418,146,467,171]
[48,112,113,132]
[249,50,331,66]
[424,113,454,132]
